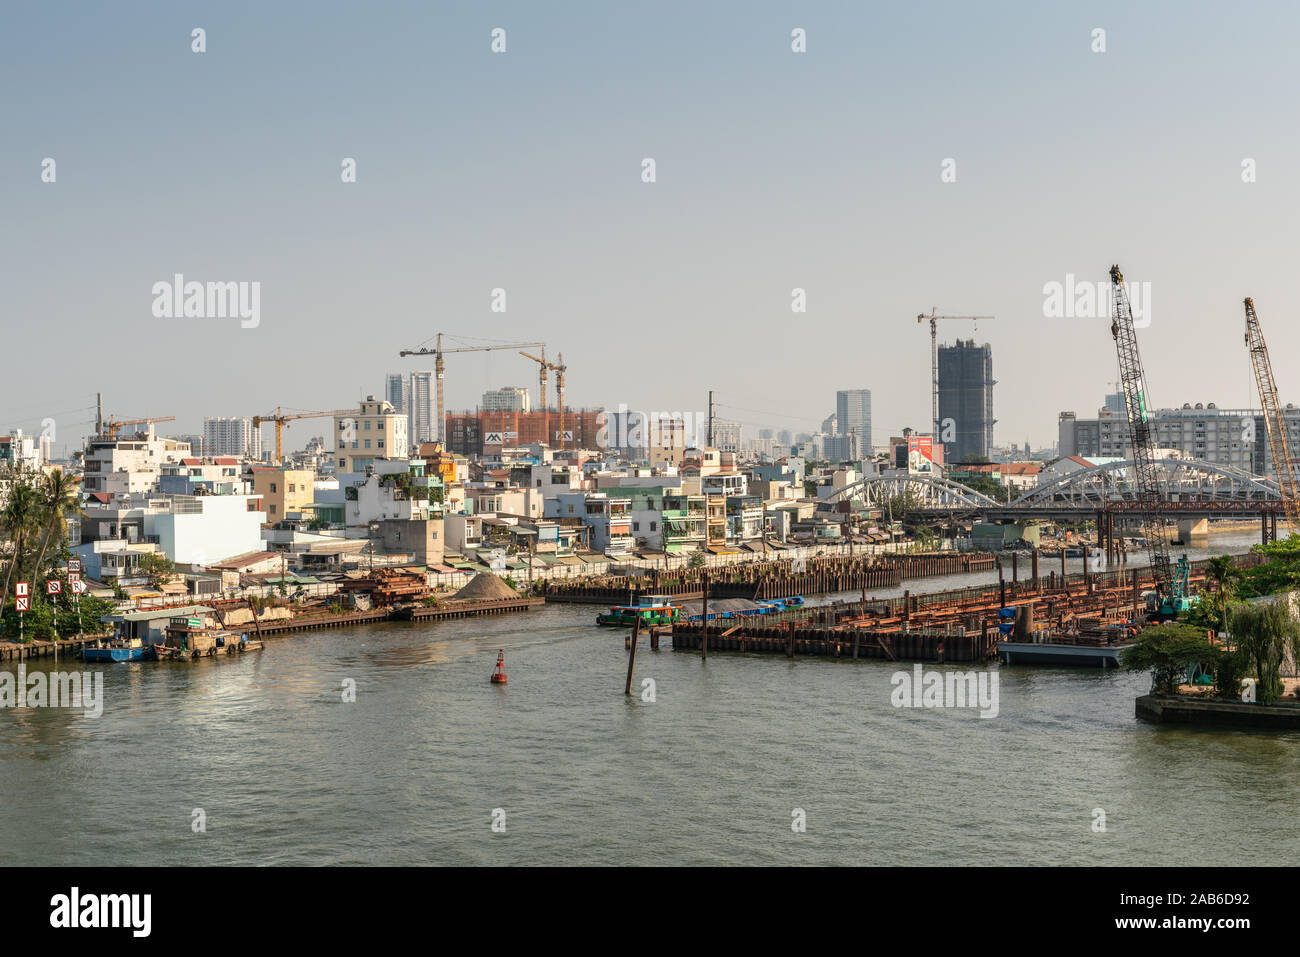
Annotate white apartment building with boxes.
[76,492,265,567]
[344,466,443,532]
[481,386,532,413]
[203,416,263,459]
[1059,403,1296,475]
[0,429,45,471]
[409,371,436,445]
[81,430,193,496]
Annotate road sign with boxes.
[47,580,62,595]
[71,580,87,595]
[15,597,29,612]
[14,582,28,597]
[67,558,82,573]
[67,572,80,583]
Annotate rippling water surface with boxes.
[2,532,1295,866]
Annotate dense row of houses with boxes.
[1,390,1124,601]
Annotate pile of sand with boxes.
[450,572,520,601]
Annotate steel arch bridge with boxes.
[823,473,1000,510]
[825,458,1282,518]
[999,457,1280,513]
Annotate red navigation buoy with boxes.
[490,649,507,684]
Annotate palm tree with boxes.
[29,469,83,600]
[0,472,42,610]
[1204,554,1240,633]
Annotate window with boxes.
[364,439,372,449]
[364,420,371,430]
[270,504,277,515]
[633,522,640,531]
[378,440,384,449]
[650,521,657,531]
[270,483,277,493]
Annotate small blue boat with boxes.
[83,646,144,662]
[82,638,145,662]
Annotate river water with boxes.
[2,530,1297,866]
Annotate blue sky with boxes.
[5,1,1300,453]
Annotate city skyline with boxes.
[7,3,1300,453]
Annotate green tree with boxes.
[1120,624,1220,695]
[0,469,42,610]
[1200,554,1241,633]
[1228,600,1298,704]
[137,553,176,590]
[28,469,83,599]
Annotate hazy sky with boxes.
[5,1,1300,455]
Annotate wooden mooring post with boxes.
[625,616,641,695]
[700,571,709,661]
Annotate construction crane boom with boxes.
[253,407,353,465]
[398,334,544,447]
[916,309,992,456]
[519,348,550,448]
[101,415,176,441]
[1244,297,1300,535]
[519,348,568,450]
[1108,265,1173,597]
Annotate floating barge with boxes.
[667,554,1246,665]
[999,639,1130,668]
[671,621,999,662]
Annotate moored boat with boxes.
[144,615,263,661]
[83,637,145,663]
[595,594,683,627]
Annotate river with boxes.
[1,529,1296,866]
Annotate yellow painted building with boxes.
[334,396,409,471]
[250,468,314,524]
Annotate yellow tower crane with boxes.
[101,415,176,441]
[253,407,353,465]
[399,335,544,446]
[519,349,568,450]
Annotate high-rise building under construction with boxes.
[937,339,994,463]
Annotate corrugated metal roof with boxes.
[115,604,214,622]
